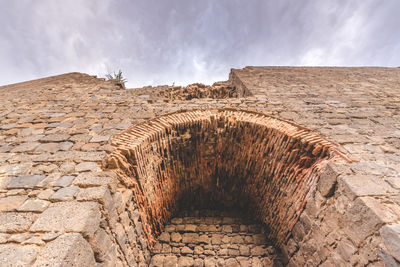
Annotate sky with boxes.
[1,0,399,88]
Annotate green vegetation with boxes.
[106,70,127,88]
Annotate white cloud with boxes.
[1,0,399,87]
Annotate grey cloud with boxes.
[0,0,399,87]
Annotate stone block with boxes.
[149,254,164,266]
[317,164,339,197]
[17,199,50,212]
[0,212,38,233]
[75,161,101,172]
[90,135,110,143]
[72,172,113,187]
[171,232,182,242]
[158,232,170,242]
[178,256,195,267]
[204,257,217,267]
[59,161,75,174]
[292,221,306,242]
[49,186,79,201]
[0,244,39,266]
[345,197,400,245]
[30,201,100,238]
[381,224,400,262]
[37,188,54,200]
[11,142,40,153]
[182,233,199,244]
[89,228,113,262]
[33,233,95,267]
[181,246,193,254]
[0,195,28,211]
[339,175,397,200]
[52,175,75,187]
[164,255,178,266]
[337,238,357,261]
[7,175,45,189]
[40,134,70,143]
[378,248,400,267]
[76,185,109,204]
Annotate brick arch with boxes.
[107,109,346,248]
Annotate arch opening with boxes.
[107,109,345,253]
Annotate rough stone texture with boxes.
[149,210,283,266]
[17,199,50,212]
[30,201,100,238]
[0,195,28,211]
[0,212,38,233]
[0,67,399,266]
[381,224,400,262]
[33,233,95,267]
[0,244,39,266]
[7,175,45,189]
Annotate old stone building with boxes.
[0,67,399,266]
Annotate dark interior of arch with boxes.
[108,109,342,249]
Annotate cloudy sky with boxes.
[1,0,399,88]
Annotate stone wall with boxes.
[149,210,283,267]
[0,67,399,266]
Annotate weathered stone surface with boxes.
[40,134,70,143]
[0,244,39,266]
[90,135,110,143]
[75,185,108,202]
[0,212,38,233]
[17,199,50,212]
[7,175,45,189]
[149,254,164,266]
[72,173,113,187]
[30,201,100,238]
[345,197,400,245]
[75,162,100,172]
[0,233,10,244]
[35,143,61,153]
[340,175,397,200]
[41,232,60,242]
[37,188,54,200]
[52,175,75,187]
[49,186,79,201]
[164,255,178,266]
[89,228,113,262]
[178,256,195,267]
[11,142,40,153]
[33,233,95,267]
[0,195,28,211]
[317,164,339,197]
[381,224,400,262]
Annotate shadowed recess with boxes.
[107,109,346,249]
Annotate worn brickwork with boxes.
[149,210,283,267]
[0,67,399,266]
[108,109,345,250]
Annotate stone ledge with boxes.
[339,174,398,200]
